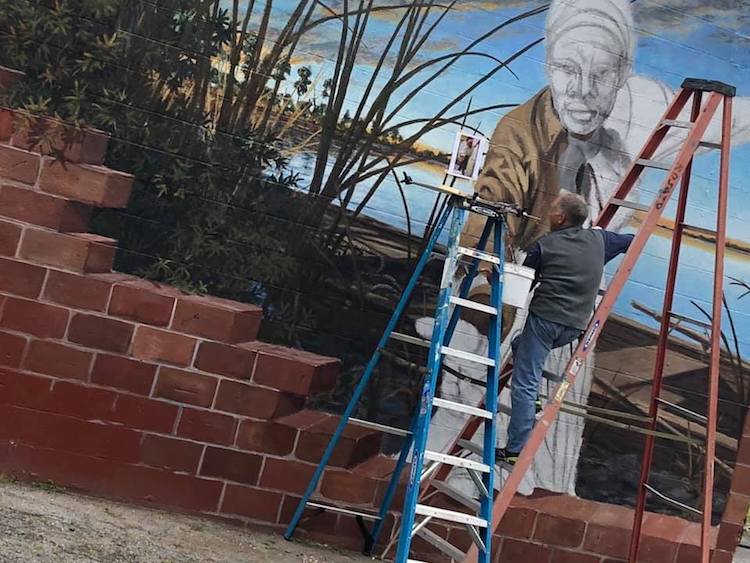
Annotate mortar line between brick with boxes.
[172,405,183,435]
[215,480,228,513]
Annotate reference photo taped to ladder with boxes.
[283,0,750,561]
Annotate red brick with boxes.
[214,379,303,418]
[0,403,141,462]
[711,550,733,563]
[715,521,743,552]
[220,484,282,522]
[0,257,46,298]
[140,434,203,474]
[533,513,585,549]
[11,118,109,165]
[132,326,196,366]
[320,469,379,505]
[500,538,553,563]
[43,270,112,311]
[235,419,297,456]
[720,492,750,525]
[0,110,12,141]
[109,283,176,326]
[497,506,538,539]
[0,297,69,338]
[0,441,222,512]
[269,408,329,430]
[24,340,92,380]
[154,367,218,407]
[252,343,339,395]
[674,542,714,563]
[177,408,237,445]
[68,313,134,354]
[637,535,678,563]
[0,145,40,184]
[353,455,398,479]
[260,458,316,495]
[0,220,21,256]
[46,380,118,420]
[0,368,53,409]
[294,414,382,468]
[109,394,178,433]
[194,341,255,379]
[0,331,26,367]
[0,66,25,91]
[39,159,133,207]
[90,354,156,395]
[199,446,262,484]
[550,549,600,563]
[19,229,115,273]
[171,295,261,343]
[584,523,630,559]
[0,184,91,231]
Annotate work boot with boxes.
[496,448,519,469]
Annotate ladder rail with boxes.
[628,89,703,563]
[463,85,729,562]
[283,203,453,541]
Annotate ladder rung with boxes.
[414,524,467,560]
[699,141,722,150]
[349,417,411,437]
[432,481,482,512]
[415,504,488,527]
[542,368,563,382]
[420,461,440,483]
[680,223,717,240]
[661,119,693,129]
[424,450,490,473]
[644,483,703,515]
[457,246,501,265]
[668,310,713,330]
[656,397,708,425]
[465,523,486,553]
[306,501,381,520]
[637,158,672,170]
[449,295,498,315]
[391,331,430,348]
[467,467,489,497]
[610,197,651,213]
[441,346,496,367]
[433,397,493,419]
[457,438,483,457]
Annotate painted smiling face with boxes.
[547,26,627,136]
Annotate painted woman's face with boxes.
[547,27,626,136]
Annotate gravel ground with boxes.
[0,480,372,563]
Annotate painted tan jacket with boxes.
[461,86,566,256]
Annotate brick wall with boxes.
[0,63,748,562]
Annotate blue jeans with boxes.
[506,313,582,453]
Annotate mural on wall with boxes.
[271,0,750,515]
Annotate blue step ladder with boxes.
[284,183,533,562]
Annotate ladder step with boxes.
[610,197,651,213]
[424,449,490,473]
[457,246,501,265]
[414,524,468,560]
[656,397,708,425]
[699,141,722,150]
[457,438,483,457]
[680,223,717,240]
[441,346,496,367]
[644,483,703,515]
[415,504,488,527]
[391,331,430,348]
[668,310,713,330]
[450,295,498,315]
[432,481,482,511]
[306,501,381,520]
[637,158,673,170]
[433,397,493,419]
[661,119,693,129]
[465,523,487,553]
[349,417,411,437]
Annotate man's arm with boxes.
[522,241,541,270]
[600,230,634,263]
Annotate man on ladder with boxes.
[498,190,633,465]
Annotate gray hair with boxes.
[557,190,589,226]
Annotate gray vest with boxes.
[529,227,604,330]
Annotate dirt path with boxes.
[0,480,372,563]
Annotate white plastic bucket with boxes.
[503,263,535,309]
